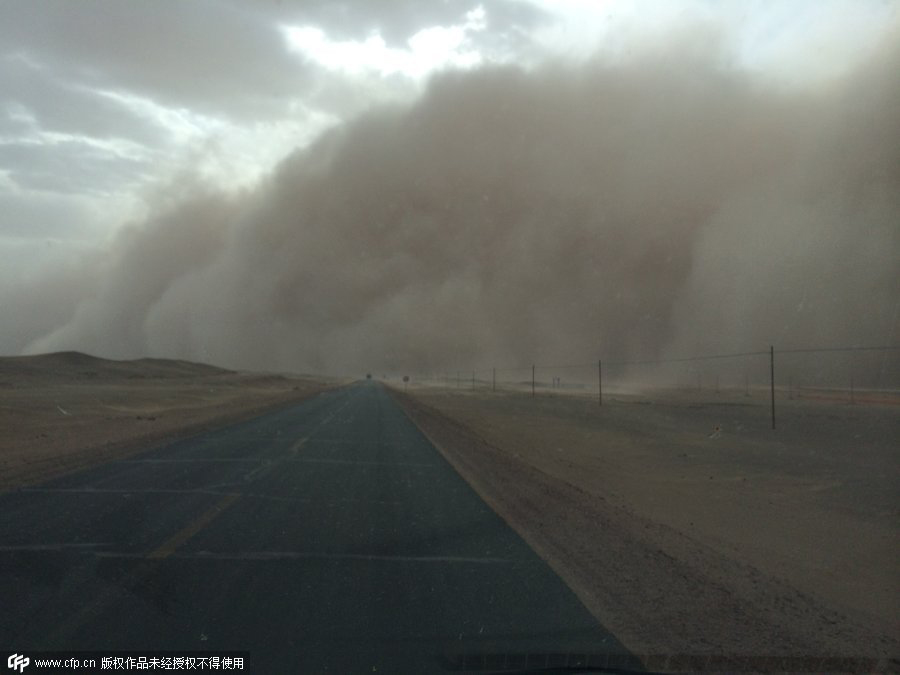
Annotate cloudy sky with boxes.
[1,1,897,378]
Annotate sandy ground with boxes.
[391,382,899,665]
[0,352,343,491]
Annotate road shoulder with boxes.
[390,387,899,661]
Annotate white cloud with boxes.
[282,5,487,79]
[93,89,225,145]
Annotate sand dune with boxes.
[0,351,231,382]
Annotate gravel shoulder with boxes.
[391,384,899,664]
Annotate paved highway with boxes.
[1,382,635,672]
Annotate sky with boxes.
[0,0,897,381]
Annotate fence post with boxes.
[770,345,776,430]
[598,359,602,407]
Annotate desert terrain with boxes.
[392,381,899,664]
[3,352,896,666]
[0,352,341,491]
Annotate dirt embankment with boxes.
[391,384,899,666]
[0,352,343,491]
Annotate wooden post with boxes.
[770,346,776,430]
[598,359,602,407]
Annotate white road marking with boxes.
[95,551,514,564]
[0,543,110,551]
[285,458,437,467]
[114,458,437,467]
[120,458,261,463]
[18,487,407,505]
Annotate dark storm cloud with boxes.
[18,19,899,383]
[0,0,541,213]
[0,0,324,247]
[0,55,167,147]
[0,53,160,203]
[0,0,541,140]
[0,0,524,220]
[0,0,313,121]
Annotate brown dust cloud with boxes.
[8,25,899,384]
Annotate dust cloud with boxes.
[12,23,900,381]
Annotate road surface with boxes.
[1,382,636,672]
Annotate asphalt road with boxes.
[1,381,635,672]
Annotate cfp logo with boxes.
[6,654,29,673]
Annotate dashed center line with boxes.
[146,493,240,560]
